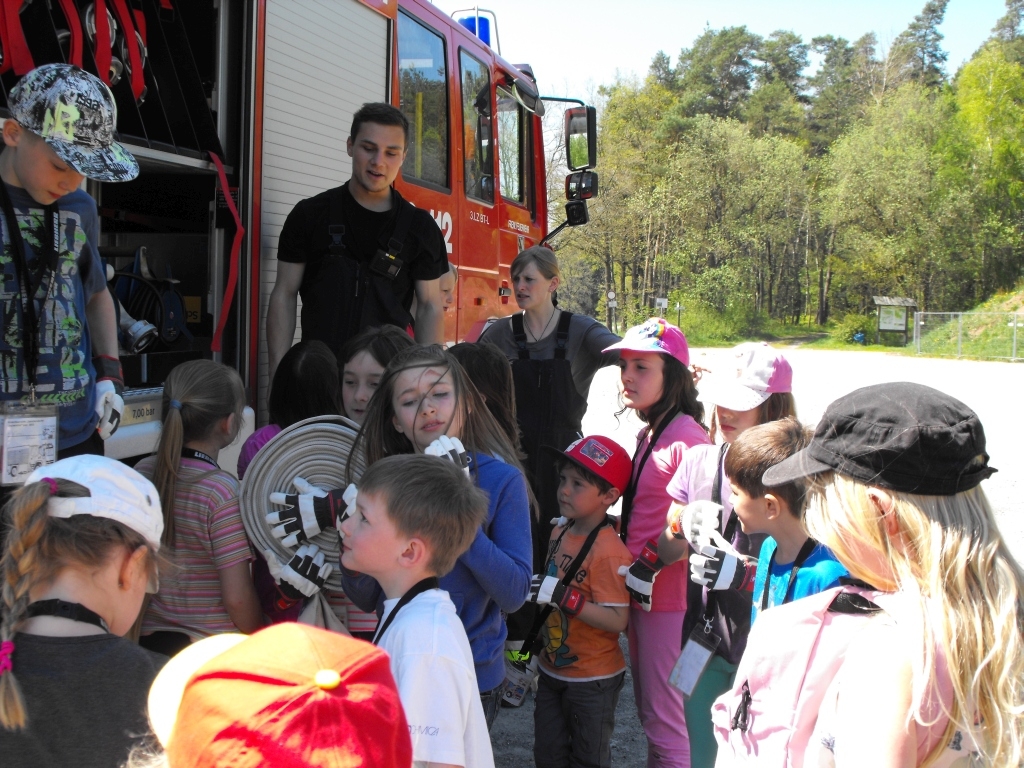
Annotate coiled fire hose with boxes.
[239,415,366,593]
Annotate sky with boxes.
[430,0,1008,99]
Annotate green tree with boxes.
[673,26,761,119]
[893,0,950,88]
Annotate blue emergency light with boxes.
[458,15,491,46]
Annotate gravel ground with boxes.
[492,347,1023,766]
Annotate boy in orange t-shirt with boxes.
[526,435,634,768]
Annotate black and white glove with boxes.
[617,539,663,612]
[264,544,332,600]
[424,435,470,477]
[529,574,586,617]
[92,355,124,440]
[690,533,755,591]
[267,478,357,548]
[666,499,723,544]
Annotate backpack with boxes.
[710,583,886,768]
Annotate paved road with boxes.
[491,348,1022,766]
[582,347,1023,556]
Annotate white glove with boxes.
[336,483,359,531]
[425,435,470,477]
[689,532,750,591]
[93,380,124,440]
[267,477,353,548]
[264,544,332,599]
[550,516,569,528]
[667,500,724,545]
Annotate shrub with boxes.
[830,313,873,343]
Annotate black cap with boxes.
[762,382,996,496]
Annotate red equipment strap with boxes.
[2,0,35,75]
[132,8,146,48]
[93,0,112,87]
[56,0,84,68]
[109,0,144,101]
[208,152,244,353]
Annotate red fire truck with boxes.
[0,0,597,463]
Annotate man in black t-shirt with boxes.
[267,103,447,377]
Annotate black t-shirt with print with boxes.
[277,182,447,355]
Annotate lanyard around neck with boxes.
[760,538,819,612]
[25,598,110,633]
[371,576,439,646]
[0,182,60,393]
[181,447,219,468]
[619,410,678,542]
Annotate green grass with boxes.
[645,285,1024,360]
[914,288,1024,360]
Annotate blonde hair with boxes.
[152,360,245,547]
[510,245,561,282]
[348,345,525,481]
[804,473,1024,766]
[0,479,157,730]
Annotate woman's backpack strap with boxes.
[554,311,573,359]
[511,313,530,359]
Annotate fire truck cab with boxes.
[0,0,597,465]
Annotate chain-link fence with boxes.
[914,312,1023,361]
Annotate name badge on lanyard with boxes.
[0,182,61,484]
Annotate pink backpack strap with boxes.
[712,584,886,768]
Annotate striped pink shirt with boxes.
[136,456,254,639]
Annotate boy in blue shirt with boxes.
[722,418,848,625]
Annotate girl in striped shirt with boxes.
[137,360,261,657]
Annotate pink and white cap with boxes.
[602,318,690,366]
[27,455,164,548]
[697,342,792,412]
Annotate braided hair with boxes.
[0,479,151,730]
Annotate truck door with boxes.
[494,77,538,308]
[255,0,389,415]
[392,7,456,342]
[455,43,500,339]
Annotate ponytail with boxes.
[152,360,245,548]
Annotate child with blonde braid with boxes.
[0,456,165,768]
[135,360,261,656]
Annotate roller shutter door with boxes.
[258,0,388,417]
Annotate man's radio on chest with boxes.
[370,248,404,280]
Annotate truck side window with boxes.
[496,85,525,204]
[397,11,449,189]
[459,50,493,204]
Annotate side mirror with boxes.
[564,105,597,171]
[566,170,598,201]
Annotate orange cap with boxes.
[150,623,411,768]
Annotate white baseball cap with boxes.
[26,455,163,547]
[697,342,793,412]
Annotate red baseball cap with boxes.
[148,623,412,768]
[545,435,632,494]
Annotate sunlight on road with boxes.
[582,347,1023,558]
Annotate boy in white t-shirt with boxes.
[339,453,495,768]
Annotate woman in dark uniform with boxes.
[480,246,620,572]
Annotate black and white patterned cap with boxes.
[7,63,139,182]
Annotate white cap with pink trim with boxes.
[696,342,792,412]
